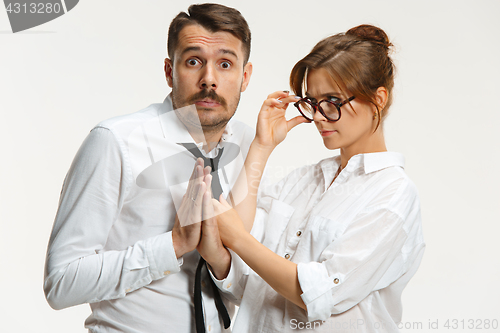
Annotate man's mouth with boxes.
[188,90,227,108]
[195,99,221,108]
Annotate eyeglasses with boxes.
[294,96,355,122]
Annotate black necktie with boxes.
[180,143,231,333]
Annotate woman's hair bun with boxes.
[346,24,392,51]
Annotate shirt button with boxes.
[226,283,232,289]
[208,325,212,331]
[125,288,131,293]
[284,253,290,260]
[333,278,339,284]
[296,231,302,237]
[164,270,171,275]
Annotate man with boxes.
[44,4,253,332]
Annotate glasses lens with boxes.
[320,101,340,121]
[297,100,314,119]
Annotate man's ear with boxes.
[164,58,173,88]
[240,62,253,92]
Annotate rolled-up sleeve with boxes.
[298,208,409,322]
[44,127,181,310]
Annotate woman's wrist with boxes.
[228,229,255,256]
[250,139,275,156]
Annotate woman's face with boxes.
[306,67,377,151]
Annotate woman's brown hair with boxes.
[290,24,395,129]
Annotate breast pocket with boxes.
[261,199,295,253]
[303,215,347,259]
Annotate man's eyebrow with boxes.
[219,49,238,59]
[180,46,201,56]
[179,46,238,59]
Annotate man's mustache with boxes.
[188,89,227,108]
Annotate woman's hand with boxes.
[212,195,248,250]
[254,91,310,151]
[212,195,307,310]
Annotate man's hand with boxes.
[197,173,231,280]
[172,158,208,258]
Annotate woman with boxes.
[201,24,425,332]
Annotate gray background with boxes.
[1,0,499,331]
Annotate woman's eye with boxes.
[327,96,340,103]
[187,59,200,66]
[220,61,231,69]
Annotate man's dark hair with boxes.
[167,3,251,64]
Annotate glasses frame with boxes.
[294,96,355,122]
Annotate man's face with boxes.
[165,24,252,132]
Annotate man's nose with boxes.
[199,64,217,90]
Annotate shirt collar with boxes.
[362,152,405,174]
[158,94,234,157]
[319,152,404,188]
[324,152,404,174]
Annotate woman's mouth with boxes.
[319,129,337,137]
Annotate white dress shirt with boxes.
[214,152,425,333]
[44,96,254,333]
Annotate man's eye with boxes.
[187,59,200,66]
[220,61,231,69]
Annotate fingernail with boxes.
[275,99,283,103]
[294,96,301,99]
[283,90,289,93]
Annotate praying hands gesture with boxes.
[171,158,210,258]
[197,174,231,279]
[171,158,231,278]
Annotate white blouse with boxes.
[214,152,425,333]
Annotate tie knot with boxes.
[180,143,223,171]
[180,143,224,199]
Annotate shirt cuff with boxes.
[210,249,246,302]
[145,231,183,280]
[298,262,338,322]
